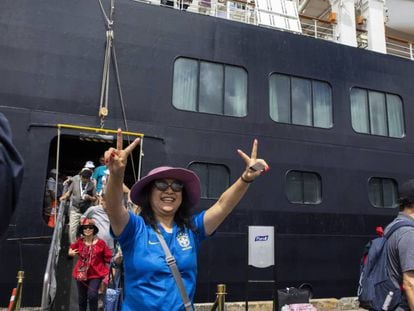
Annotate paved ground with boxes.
[0,297,366,310]
[195,297,365,310]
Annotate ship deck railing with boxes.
[386,35,414,60]
[130,0,414,61]
[299,14,334,41]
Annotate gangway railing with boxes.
[41,200,66,310]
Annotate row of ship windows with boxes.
[173,57,405,138]
[190,162,399,208]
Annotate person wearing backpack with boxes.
[358,180,414,311]
[385,179,414,310]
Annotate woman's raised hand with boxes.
[237,139,269,183]
[104,129,141,179]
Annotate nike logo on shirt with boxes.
[148,241,160,245]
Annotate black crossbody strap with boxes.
[155,230,193,311]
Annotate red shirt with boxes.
[70,238,112,279]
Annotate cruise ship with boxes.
[0,0,413,308]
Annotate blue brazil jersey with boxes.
[115,211,208,311]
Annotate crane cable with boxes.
[98,29,112,129]
[97,0,138,182]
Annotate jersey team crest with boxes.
[177,232,192,250]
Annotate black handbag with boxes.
[78,200,91,213]
[78,189,94,213]
[277,287,310,311]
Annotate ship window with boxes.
[368,177,398,208]
[173,58,247,117]
[188,162,230,199]
[269,74,333,128]
[350,88,405,138]
[286,170,322,204]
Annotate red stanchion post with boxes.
[7,288,16,311]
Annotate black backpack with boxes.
[357,220,414,310]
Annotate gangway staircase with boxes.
[41,200,78,310]
[40,124,144,310]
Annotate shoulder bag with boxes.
[155,230,193,311]
[106,262,123,311]
[75,244,93,281]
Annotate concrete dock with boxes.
[194,297,365,310]
[0,297,366,310]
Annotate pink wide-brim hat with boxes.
[130,166,201,206]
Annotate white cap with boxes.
[84,161,95,169]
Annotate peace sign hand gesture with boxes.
[203,139,269,235]
[237,139,269,183]
[104,129,140,235]
[104,129,141,180]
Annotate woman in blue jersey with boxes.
[104,129,269,310]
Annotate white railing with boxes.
[130,0,414,61]
[184,0,257,23]
[386,36,414,61]
[299,14,333,41]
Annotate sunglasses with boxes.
[83,225,94,230]
[154,180,184,192]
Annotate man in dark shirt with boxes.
[386,179,414,310]
[0,112,24,237]
[60,168,97,243]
